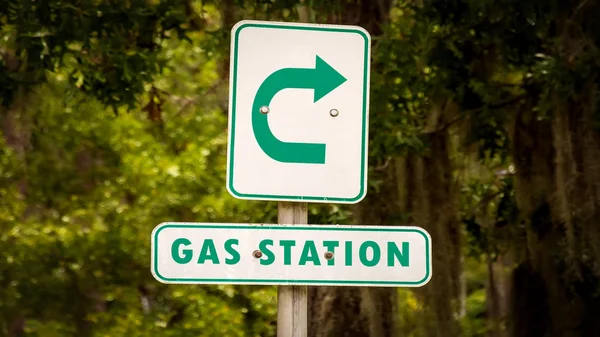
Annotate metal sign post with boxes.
[150,19,433,337]
[277,202,308,337]
[225,20,372,335]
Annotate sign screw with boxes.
[260,106,270,114]
[329,109,339,117]
[252,250,263,258]
[324,251,334,260]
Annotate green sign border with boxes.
[151,223,431,287]
[226,21,371,204]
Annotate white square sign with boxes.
[226,20,371,203]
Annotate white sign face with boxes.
[226,20,371,204]
[151,223,431,287]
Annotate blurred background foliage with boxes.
[2,0,600,336]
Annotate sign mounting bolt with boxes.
[324,251,334,260]
[329,109,339,117]
[252,250,263,258]
[260,106,270,114]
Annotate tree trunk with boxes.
[509,89,600,337]
[308,195,399,337]
[306,1,398,336]
[408,131,462,337]
[486,254,510,337]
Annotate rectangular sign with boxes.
[226,20,371,203]
[151,223,431,287]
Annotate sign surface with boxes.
[151,223,431,287]
[226,20,371,203]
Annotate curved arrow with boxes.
[252,55,347,164]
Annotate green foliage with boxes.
[0,5,281,333]
[0,75,278,335]
[0,0,192,108]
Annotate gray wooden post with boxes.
[277,201,308,337]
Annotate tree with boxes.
[0,2,279,336]
[417,0,600,336]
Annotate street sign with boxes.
[226,20,371,204]
[151,222,432,287]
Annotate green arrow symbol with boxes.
[252,55,347,164]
